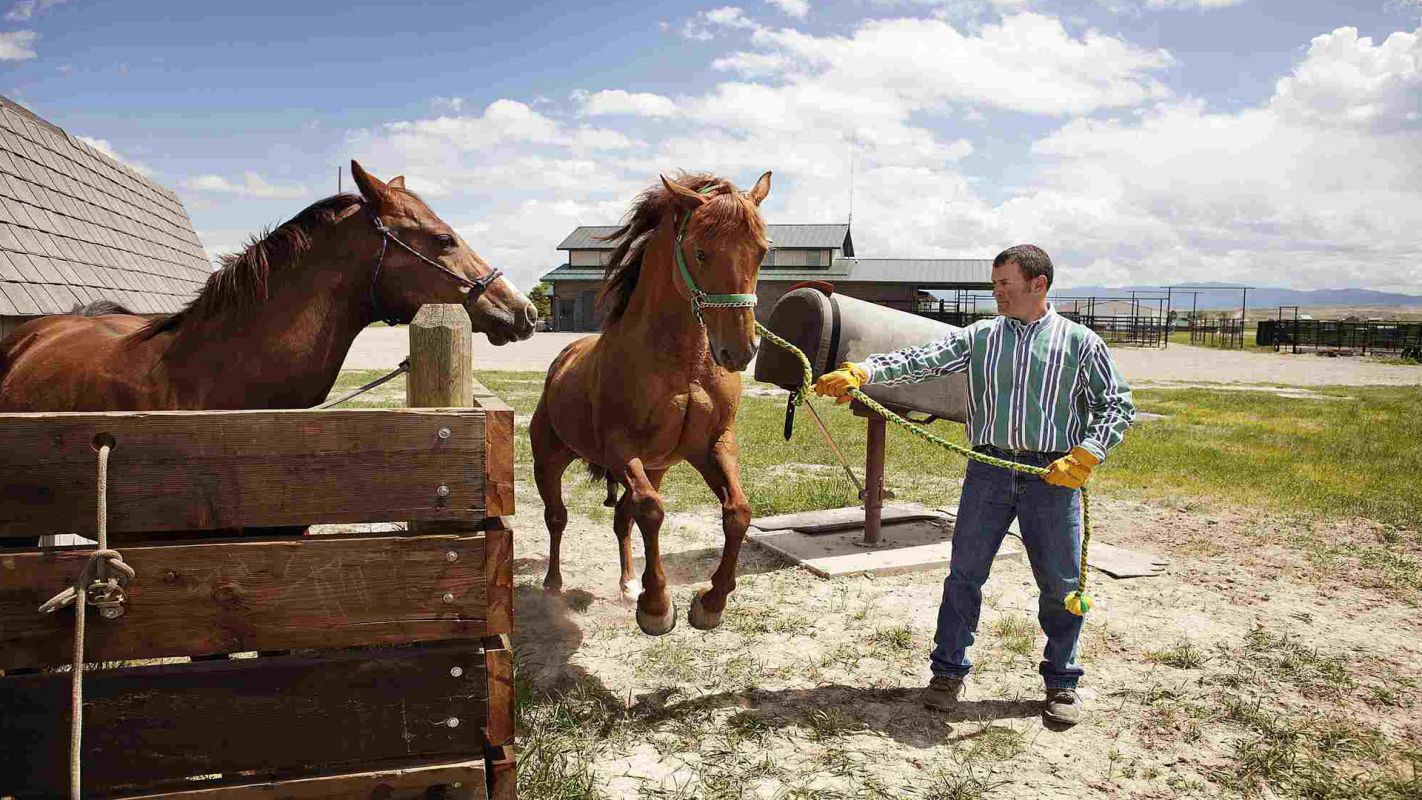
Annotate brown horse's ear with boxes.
[748,171,772,206]
[661,174,707,213]
[387,176,406,190]
[350,160,391,208]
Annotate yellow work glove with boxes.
[813,362,869,405]
[1043,446,1101,489]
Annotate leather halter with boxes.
[367,205,504,325]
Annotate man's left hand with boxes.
[1043,446,1101,489]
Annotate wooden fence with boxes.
[0,305,516,799]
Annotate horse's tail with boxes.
[583,462,620,508]
[68,299,134,317]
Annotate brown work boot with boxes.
[922,675,964,711]
[1043,688,1083,726]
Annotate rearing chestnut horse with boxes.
[0,161,536,412]
[532,170,771,635]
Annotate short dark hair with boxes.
[993,244,1053,290]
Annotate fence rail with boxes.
[1258,319,1422,355]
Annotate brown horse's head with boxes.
[660,171,772,371]
[350,161,536,344]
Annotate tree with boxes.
[528,281,553,322]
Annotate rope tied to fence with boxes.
[754,320,1094,615]
[36,441,133,800]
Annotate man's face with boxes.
[991,260,1046,318]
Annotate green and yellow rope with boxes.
[755,321,1094,615]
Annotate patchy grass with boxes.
[1145,640,1210,670]
[332,369,1422,533]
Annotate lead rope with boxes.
[36,441,135,799]
[755,321,1093,615]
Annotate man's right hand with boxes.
[814,362,869,405]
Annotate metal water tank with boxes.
[755,285,970,423]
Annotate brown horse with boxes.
[0,161,536,412]
[531,171,771,635]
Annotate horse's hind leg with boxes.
[687,431,751,631]
[531,401,575,595]
[612,468,665,607]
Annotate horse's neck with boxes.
[603,227,709,370]
[163,228,374,409]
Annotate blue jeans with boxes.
[930,445,1086,689]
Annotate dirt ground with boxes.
[344,328,1422,386]
[511,475,1422,797]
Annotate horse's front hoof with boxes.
[636,602,678,636]
[542,577,563,596]
[688,589,724,631]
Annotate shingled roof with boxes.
[0,95,211,319]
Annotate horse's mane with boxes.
[140,194,365,339]
[596,173,768,329]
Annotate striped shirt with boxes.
[862,306,1135,462]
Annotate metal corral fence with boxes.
[914,299,1169,348]
[1258,319,1422,355]
[1189,317,1246,349]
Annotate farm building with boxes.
[541,223,993,331]
[0,95,211,340]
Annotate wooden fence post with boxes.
[409,304,474,536]
[408,304,474,408]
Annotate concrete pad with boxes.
[751,504,945,534]
[749,518,1023,578]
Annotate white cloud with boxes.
[1017,25,1422,291]
[76,136,154,176]
[4,0,69,22]
[1144,0,1246,8]
[575,89,680,118]
[430,96,465,112]
[182,172,309,199]
[335,14,1422,293]
[765,0,809,18]
[1269,26,1420,133]
[731,14,1174,116]
[683,6,759,40]
[0,29,36,60]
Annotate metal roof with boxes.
[557,223,853,253]
[0,95,211,318]
[542,257,992,287]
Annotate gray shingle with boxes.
[0,95,210,320]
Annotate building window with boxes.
[805,250,823,267]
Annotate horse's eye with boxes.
[435,234,455,248]
[694,248,706,262]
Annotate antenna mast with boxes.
[847,133,855,227]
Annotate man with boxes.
[814,244,1134,726]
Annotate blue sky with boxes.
[3,0,1419,292]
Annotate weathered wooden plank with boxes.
[116,760,487,800]
[483,522,513,637]
[0,641,489,799]
[0,408,487,537]
[483,634,514,748]
[472,382,515,519]
[0,532,489,671]
[485,745,516,800]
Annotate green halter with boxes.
[674,189,759,325]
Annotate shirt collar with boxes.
[1005,304,1056,332]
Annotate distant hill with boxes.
[1055,284,1422,311]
